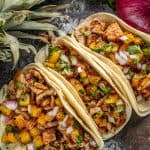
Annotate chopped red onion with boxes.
[27,143,34,150]
[116,99,124,105]
[66,126,74,134]
[115,51,128,65]
[137,63,142,69]
[70,56,78,65]
[3,100,18,110]
[90,140,97,147]
[90,107,101,116]
[47,106,59,117]
[60,118,67,128]
[126,74,131,80]
[60,54,70,64]
[1,115,9,123]
[119,35,128,41]
[108,116,115,124]
[123,67,129,74]
[77,66,83,73]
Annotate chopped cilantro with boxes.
[85,102,90,106]
[131,56,140,64]
[115,105,124,112]
[74,121,81,129]
[79,77,86,82]
[127,45,142,54]
[76,135,83,144]
[91,88,100,96]
[79,89,85,94]
[93,43,117,54]
[55,60,68,71]
[37,146,44,150]
[99,86,111,96]
[15,81,24,89]
[48,45,58,54]
[143,46,150,55]
[83,31,91,37]
[128,69,134,77]
[23,93,29,101]
[65,144,70,150]
[6,125,19,133]
[142,64,147,75]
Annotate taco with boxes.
[0,63,103,150]
[35,36,132,140]
[72,12,150,116]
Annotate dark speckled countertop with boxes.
[0,0,149,149]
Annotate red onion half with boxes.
[116,0,150,34]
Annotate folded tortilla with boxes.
[35,36,132,140]
[0,63,103,150]
[72,12,150,117]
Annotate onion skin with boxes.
[116,0,150,34]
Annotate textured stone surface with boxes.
[0,0,149,149]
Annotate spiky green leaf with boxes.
[36,4,71,12]
[19,42,37,54]
[1,0,45,12]
[8,31,49,43]
[10,21,58,31]
[5,32,19,69]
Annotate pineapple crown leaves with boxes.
[0,0,70,69]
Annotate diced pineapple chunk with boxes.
[19,130,31,144]
[30,105,42,117]
[14,115,27,129]
[1,134,8,143]
[88,75,101,85]
[0,105,12,116]
[34,136,44,148]
[79,70,87,78]
[56,111,65,121]
[55,98,62,107]
[71,129,79,139]
[133,37,142,45]
[44,114,52,122]
[37,114,51,125]
[99,119,107,127]
[140,77,149,88]
[113,112,120,119]
[94,117,100,125]
[43,62,55,68]
[1,133,17,144]
[7,133,17,143]
[104,95,119,104]
[19,93,30,106]
[37,115,46,125]
[93,112,104,125]
[75,83,85,95]
[47,51,61,64]
[96,41,105,48]
[132,74,143,88]
[30,127,41,137]
[89,42,96,49]
[124,33,135,44]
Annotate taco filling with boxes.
[44,44,127,136]
[74,19,150,102]
[0,68,97,150]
